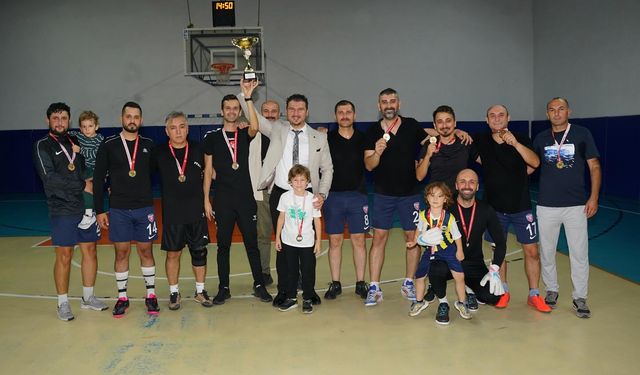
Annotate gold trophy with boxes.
[232,36,259,80]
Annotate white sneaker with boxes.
[81,295,108,311]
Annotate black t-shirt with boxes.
[328,129,366,194]
[202,127,254,196]
[472,132,532,213]
[420,137,471,192]
[451,200,506,267]
[154,141,205,224]
[93,134,154,213]
[364,116,426,196]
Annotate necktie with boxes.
[292,130,302,165]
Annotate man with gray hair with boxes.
[154,111,213,310]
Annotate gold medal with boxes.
[556,160,564,169]
[129,170,137,177]
[67,163,75,171]
[382,133,391,142]
[232,162,239,170]
[178,174,186,182]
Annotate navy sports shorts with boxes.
[484,209,538,245]
[51,215,100,247]
[371,193,420,231]
[109,207,157,243]
[323,191,369,235]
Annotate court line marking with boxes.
[0,248,523,301]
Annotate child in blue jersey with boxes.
[406,181,471,320]
[70,111,104,228]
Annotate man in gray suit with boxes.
[238,90,333,307]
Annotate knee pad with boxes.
[190,247,208,267]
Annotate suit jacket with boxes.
[258,120,333,196]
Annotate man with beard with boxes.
[533,97,601,318]
[203,80,273,305]
[471,104,551,312]
[427,169,507,324]
[94,102,159,318]
[33,102,105,321]
[416,105,471,193]
[363,88,428,306]
[238,90,333,308]
[323,100,369,300]
[248,100,281,286]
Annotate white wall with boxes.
[533,0,640,119]
[1,0,534,129]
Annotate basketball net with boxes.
[211,63,234,85]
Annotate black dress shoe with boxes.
[324,281,342,300]
[272,291,286,307]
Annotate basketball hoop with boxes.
[211,62,234,85]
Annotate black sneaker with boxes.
[355,281,368,299]
[272,291,286,307]
[253,285,273,302]
[168,292,181,311]
[262,273,274,286]
[112,298,130,318]
[324,281,342,300]
[303,299,313,314]
[310,292,322,305]
[145,294,160,315]
[466,293,479,311]
[278,298,298,312]
[435,303,450,325]
[213,287,231,305]
[425,284,435,303]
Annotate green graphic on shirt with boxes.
[288,207,306,220]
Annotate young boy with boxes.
[406,182,471,323]
[275,165,322,314]
[70,111,104,228]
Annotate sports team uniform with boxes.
[364,116,426,230]
[33,133,100,245]
[93,133,157,242]
[429,200,506,304]
[324,129,369,234]
[414,210,462,279]
[202,127,265,289]
[472,132,538,244]
[154,141,209,262]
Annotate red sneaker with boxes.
[495,292,510,308]
[528,295,552,313]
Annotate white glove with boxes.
[480,264,505,296]
[417,228,443,247]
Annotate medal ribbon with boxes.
[456,202,476,246]
[383,117,400,137]
[120,132,139,173]
[168,142,189,177]
[435,135,455,153]
[222,128,238,165]
[550,123,571,162]
[49,133,76,166]
[295,193,307,240]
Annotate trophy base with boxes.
[243,71,257,80]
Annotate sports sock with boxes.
[370,281,380,289]
[141,266,156,297]
[169,284,179,294]
[438,297,449,304]
[404,278,413,284]
[83,286,94,300]
[195,282,205,294]
[529,288,540,297]
[57,294,68,307]
[115,271,129,299]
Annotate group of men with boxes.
[34,79,600,321]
